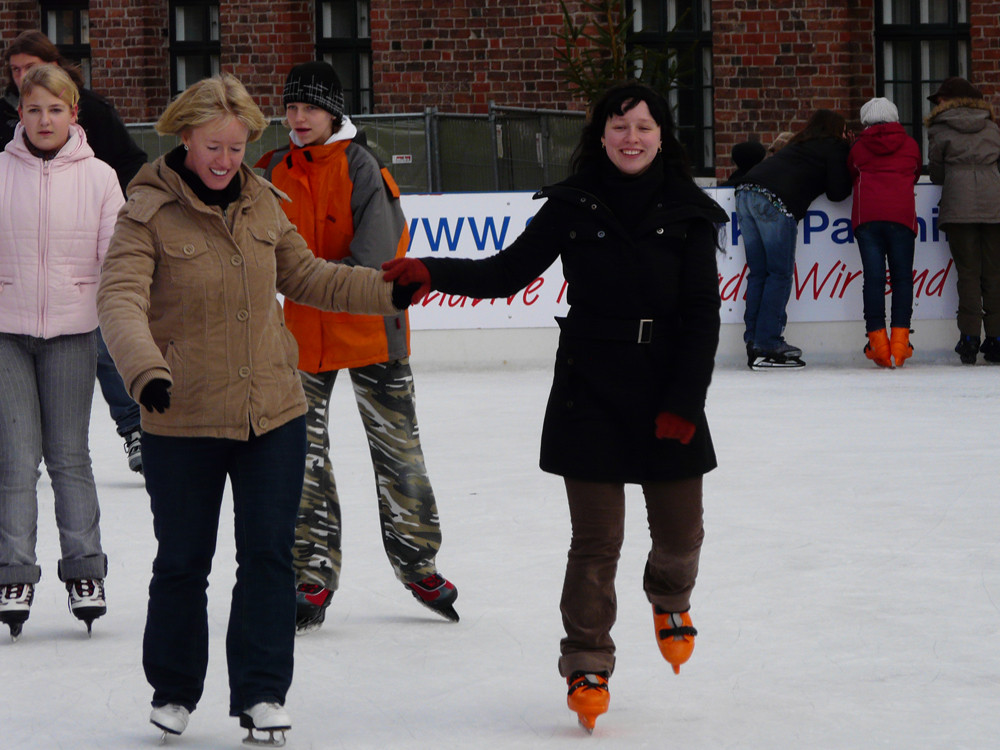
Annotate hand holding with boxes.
[381,258,431,303]
[139,378,172,414]
[655,412,695,444]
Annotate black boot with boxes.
[955,335,981,365]
[980,336,1000,363]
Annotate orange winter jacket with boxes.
[257,128,410,372]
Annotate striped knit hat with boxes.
[282,61,345,118]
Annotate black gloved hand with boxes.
[391,281,423,309]
[139,378,172,414]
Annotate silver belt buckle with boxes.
[638,319,653,344]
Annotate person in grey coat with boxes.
[925,76,1000,364]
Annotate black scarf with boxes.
[595,153,666,231]
[165,145,242,208]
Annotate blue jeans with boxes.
[855,221,915,332]
[141,417,306,715]
[95,327,141,436]
[0,332,107,585]
[736,190,799,349]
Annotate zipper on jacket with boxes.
[37,160,51,339]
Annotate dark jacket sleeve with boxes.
[421,198,563,298]
[825,139,853,202]
[78,88,148,194]
[660,219,721,420]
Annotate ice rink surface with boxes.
[3,354,998,749]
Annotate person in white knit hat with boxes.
[847,97,922,367]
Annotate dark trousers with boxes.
[557,476,704,678]
[944,223,1000,337]
[141,417,305,716]
[855,221,916,332]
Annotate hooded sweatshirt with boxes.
[925,98,1000,225]
[847,122,921,232]
[0,122,124,338]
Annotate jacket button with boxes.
[236,310,249,321]
[183,244,195,256]
[590,204,597,210]
[569,230,576,239]
[267,229,277,240]
[238,366,250,378]
[597,230,605,238]
[656,228,664,234]
[231,255,243,266]
[258,417,269,429]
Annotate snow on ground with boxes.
[2,354,999,749]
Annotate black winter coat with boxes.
[736,137,852,221]
[1,86,147,193]
[422,163,728,483]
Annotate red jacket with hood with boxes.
[847,122,922,232]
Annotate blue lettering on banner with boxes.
[407,216,512,253]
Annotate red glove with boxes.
[655,412,695,444]
[382,258,431,303]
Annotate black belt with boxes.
[557,313,662,344]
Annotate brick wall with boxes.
[371,0,588,114]
[971,1,1000,95]
[712,0,874,181]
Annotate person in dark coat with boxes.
[735,109,853,368]
[2,30,148,472]
[383,81,727,733]
[847,97,922,368]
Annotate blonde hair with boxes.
[155,74,268,143]
[19,63,79,109]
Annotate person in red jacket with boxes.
[847,97,922,367]
[256,62,458,631]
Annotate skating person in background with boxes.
[721,139,766,186]
[2,30,147,473]
[383,81,726,733]
[0,64,123,640]
[735,109,853,368]
[847,97,922,368]
[257,61,457,632]
[96,74,413,745]
[924,76,1000,365]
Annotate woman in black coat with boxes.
[384,82,726,732]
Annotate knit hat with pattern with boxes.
[860,97,899,126]
[282,61,345,118]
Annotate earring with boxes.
[183,144,189,151]
[658,144,662,153]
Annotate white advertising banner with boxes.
[399,186,956,330]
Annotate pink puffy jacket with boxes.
[0,122,124,338]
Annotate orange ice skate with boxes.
[653,606,697,674]
[566,671,610,733]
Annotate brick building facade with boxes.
[2,1,997,181]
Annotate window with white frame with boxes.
[41,1,91,87]
[169,0,220,95]
[316,0,373,115]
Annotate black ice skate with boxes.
[406,573,459,622]
[240,702,290,747]
[0,582,34,641]
[66,578,106,635]
[295,582,332,634]
[749,341,805,369]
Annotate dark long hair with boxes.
[570,81,692,180]
[3,30,86,94]
[788,109,846,146]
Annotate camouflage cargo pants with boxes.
[293,358,442,591]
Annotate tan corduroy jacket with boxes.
[97,156,400,440]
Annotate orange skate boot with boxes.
[890,327,913,367]
[864,329,892,368]
[653,606,697,674]
[566,671,610,733]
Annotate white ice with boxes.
[2,339,998,749]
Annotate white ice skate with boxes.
[0,582,34,641]
[66,578,106,635]
[150,703,190,742]
[240,702,290,747]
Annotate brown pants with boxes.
[557,476,704,678]
[945,223,1000,337]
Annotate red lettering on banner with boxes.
[523,277,544,305]
[794,261,860,300]
[719,265,749,301]
[913,260,953,298]
[557,279,568,304]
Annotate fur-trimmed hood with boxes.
[924,97,995,129]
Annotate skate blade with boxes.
[415,600,460,622]
[576,713,597,733]
[242,728,287,747]
[750,356,805,369]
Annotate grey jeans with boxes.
[0,332,107,584]
[557,476,704,678]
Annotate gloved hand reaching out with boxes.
[382,258,431,303]
[139,378,172,414]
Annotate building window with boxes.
[41,1,91,88]
[316,0,373,115]
[875,0,970,158]
[169,0,220,94]
[628,0,714,174]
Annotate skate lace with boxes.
[298,583,325,594]
[2,583,32,602]
[415,574,445,590]
[70,579,105,601]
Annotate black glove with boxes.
[391,281,423,309]
[139,378,171,414]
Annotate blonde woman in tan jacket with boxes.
[96,74,412,745]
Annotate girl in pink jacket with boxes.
[0,64,124,640]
